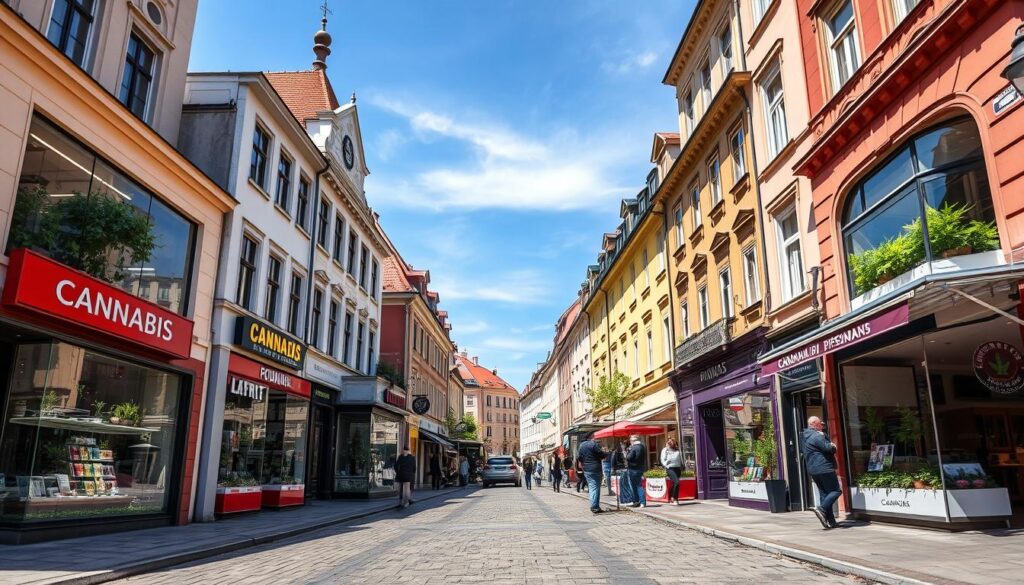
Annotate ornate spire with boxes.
[312,1,333,71]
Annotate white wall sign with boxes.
[728,481,768,501]
[305,355,344,387]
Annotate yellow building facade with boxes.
[584,172,679,466]
[655,0,775,507]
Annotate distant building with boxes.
[455,353,519,457]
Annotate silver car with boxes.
[481,456,520,488]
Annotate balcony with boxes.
[673,318,731,367]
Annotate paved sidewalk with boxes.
[0,486,466,585]
[561,485,1024,585]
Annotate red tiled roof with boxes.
[382,254,414,292]
[455,354,518,393]
[655,132,680,142]
[264,70,341,124]
[555,298,582,346]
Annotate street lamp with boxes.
[1003,24,1024,95]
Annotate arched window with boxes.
[841,117,997,298]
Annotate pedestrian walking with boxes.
[429,452,442,490]
[602,445,614,495]
[625,434,647,508]
[610,440,628,500]
[661,437,684,505]
[523,456,535,490]
[562,455,573,488]
[803,416,842,529]
[394,445,417,508]
[459,456,469,487]
[576,434,607,514]
[534,458,544,488]
[551,453,563,493]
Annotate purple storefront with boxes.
[672,322,782,511]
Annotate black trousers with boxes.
[666,466,683,500]
[552,472,562,492]
[431,474,441,490]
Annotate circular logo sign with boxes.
[974,341,1024,395]
[412,395,430,414]
[342,135,355,170]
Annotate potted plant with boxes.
[215,475,262,515]
[925,203,999,259]
[912,467,941,490]
[110,402,141,426]
[642,468,671,503]
[753,413,787,513]
[677,468,698,500]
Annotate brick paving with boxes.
[112,486,865,585]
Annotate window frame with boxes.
[119,32,157,121]
[327,298,339,356]
[332,214,345,264]
[674,205,685,249]
[690,181,702,228]
[274,151,293,214]
[311,286,324,349]
[265,254,283,324]
[236,234,260,311]
[761,64,789,159]
[343,311,354,365]
[823,0,861,92]
[680,301,690,339]
[742,245,761,305]
[719,267,734,319]
[250,123,272,190]
[730,127,746,183]
[776,203,806,302]
[287,270,304,336]
[719,24,734,77]
[47,0,98,69]
[698,285,710,330]
[708,155,722,205]
[296,175,311,231]
[316,196,330,248]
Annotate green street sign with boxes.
[536,412,552,420]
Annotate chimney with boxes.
[312,10,332,71]
[473,356,479,365]
[460,350,468,358]
[492,369,498,376]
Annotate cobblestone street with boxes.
[114,487,866,584]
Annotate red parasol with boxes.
[593,421,665,439]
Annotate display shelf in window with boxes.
[9,416,158,435]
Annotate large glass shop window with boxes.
[841,118,997,297]
[217,386,267,488]
[369,414,399,493]
[335,414,370,492]
[0,342,182,523]
[262,391,307,486]
[9,116,197,314]
[722,390,774,483]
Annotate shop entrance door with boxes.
[699,404,728,499]
[308,404,333,499]
[783,389,823,510]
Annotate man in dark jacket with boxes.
[625,434,647,508]
[803,416,841,528]
[576,435,607,513]
[395,446,417,508]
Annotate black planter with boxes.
[764,479,788,513]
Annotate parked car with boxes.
[481,456,520,488]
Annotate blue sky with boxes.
[190,0,693,391]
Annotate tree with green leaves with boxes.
[444,408,480,441]
[585,371,639,510]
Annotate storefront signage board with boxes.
[2,249,193,359]
[851,487,1011,520]
[761,303,910,376]
[305,354,344,387]
[229,376,266,401]
[383,387,406,409]
[412,395,430,414]
[228,352,311,399]
[973,341,1024,394]
[728,481,769,501]
[536,412,552,420]
[235,315,305,370]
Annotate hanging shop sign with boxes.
[228,352,311,399]
[412,395,430,415]
[235,315,305,370]
[760,303,909,376]
[536,412,553,420]
[973,341,1024,395]
[1,249,193,358]
[383,387,407,409]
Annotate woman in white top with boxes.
[660,438,685,505]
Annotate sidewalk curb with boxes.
[561,489,933,585]
[34,487,473,585]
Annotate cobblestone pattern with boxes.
[114,487,868,584]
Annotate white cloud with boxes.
[453,320,489,335]
[481,337,553,353]
[431,269,551,305]
[365,96,635,211]
[602,50,659,75]
[374,129,403,162]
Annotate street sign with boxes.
[454,421,467,432]
[412,395,430,414]
[536,412,552,420]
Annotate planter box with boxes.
[851,251,1004,310]
[215,486,262,515]
[728,481,769,501]
[677,477,697,500]
[850,487,1011,521]
[261,484,305,508]
[645,478,670,502]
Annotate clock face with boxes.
[342,135,355,170]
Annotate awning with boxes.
[593,421,666,439]
[418,428,455,450]
[760,265,1024,376]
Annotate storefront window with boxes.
[841,117,997,297]
[335,414,370,492]
[369,414,400,493]
[9,116,196,314]
[262,391,307,486]
[217,388,266,487]
[0,342,183,523]
[722,390,775,483]
[678,427,697,474]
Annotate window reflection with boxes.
[9,116,196,314]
